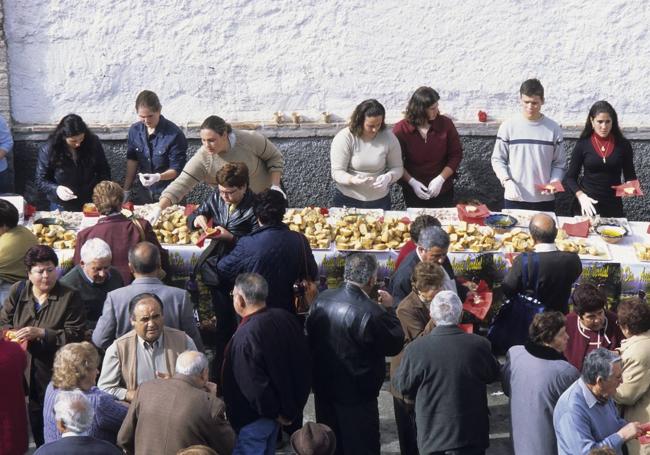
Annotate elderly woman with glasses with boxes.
[613,297,650,455]
[564,284,623,371]
[0,244,86,447]
[43,342,127,445]
[389,261,446,455]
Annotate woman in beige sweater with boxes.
[157,115,285,211]
[330,99,403,209]
[614,297,650,455]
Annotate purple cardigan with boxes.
[43,383,127,445]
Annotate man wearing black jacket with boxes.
[306,253,404,455]
[222,273,311,454]
[501,213,582,314]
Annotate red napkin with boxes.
[462,280,493,320]
[184,204,198,216]
[562,220,590,238]
[535,181,565,193]
[456,204,490,225]
[24,204,37,220]
[612,179,644,197]
[196,226,220,248]
[122,202,134,212]
[639,423,650,444]
[2,329,28,351]
[458,324,474,334]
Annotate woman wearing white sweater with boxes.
[330,99,403,209]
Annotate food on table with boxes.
[82,203,98,214]
[624,187,635,195]
[485,214,518,233]
[31,224,76,249]
[152,207,198,245]
[556,238,605,256]
[465,205,477,213]
[596,225,626,244]
[555,228,568,241]
[33,211,84,229]
[501,228,535,253]
[333,214,410,251]
[633,243,650,261]
[4,330,19,341]
[445,222,499,253]
[285,207,333,249]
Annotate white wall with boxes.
[4,0,650,126]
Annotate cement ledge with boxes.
[10,121,650,141]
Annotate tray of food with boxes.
[633,243,650,262]
[333,213,410,251]
[556,237,611,261]
[406,207,458,225]
[328,207,383,222]
[151,206,200,245]
[31,223,76,249]
[285,207,333,250]
[31,210,84,229]
[445,222,500,253]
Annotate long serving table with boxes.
[42,209,650,309]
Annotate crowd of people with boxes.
[0,77,647,455]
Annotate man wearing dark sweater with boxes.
[60,238,123,328]
[502,213,582,314]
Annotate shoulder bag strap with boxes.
[296,232,309,280]
[132,218,147,242]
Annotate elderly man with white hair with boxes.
[60,238,124,328]
[118,350,235,455]
[34,390,122,454]
[553,348,647,455]
[393,290,500,455]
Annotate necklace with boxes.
[591,134,613,164]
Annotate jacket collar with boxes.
[97,213,128,224]
[619,330,650,353]
[131,276,164,285]
[431,325,464,336]
[524,341,567,361]
[172,373,204,390]
[401,116,443,134]
[255,222,288,234]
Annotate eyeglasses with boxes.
[30,267,57,276]
[219,187,242,196]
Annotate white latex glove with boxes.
[577,193,599,217]
[427,175,446,198]
[270,184,286,199]
[372,173,392,190]
[138,173,161,187]
[408,177,430,200]
[349,175,372,185]
[56,185,77,201]
[146,206,162,225]
[193,215,209,231]
[503,179,523,202]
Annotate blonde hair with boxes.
[92,180,124,215]
[51,342,99,390]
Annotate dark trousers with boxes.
[403,187,454,209]
[430,447,485,455]
[210,286,238,385]
[503,199,556,212]
[393,397,419,455]
[314,394,380,455]
[332,189,392,210]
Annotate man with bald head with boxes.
[118,351,235,455]
[502,213,582,313]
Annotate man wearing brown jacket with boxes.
[118,351,235,455]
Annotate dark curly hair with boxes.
[404,86,440,127]
[409,215,441,243]
[349,99,386,137]
[46,114,97,169]
[253,189,287,225]
[24,244,59,269]
[216,162,249,188]
[201,115,232,135]
[617,297,650,336]
[570,284,607,316]
[529,311,566,345]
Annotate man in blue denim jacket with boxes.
[0,114,14,193]
[123,90,187,203]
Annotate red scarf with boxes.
[590,133,614,162]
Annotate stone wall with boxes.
[14,133,650,221]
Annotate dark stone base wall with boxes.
[13,136,650,221]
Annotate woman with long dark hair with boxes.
[35,114,111,211]
[393,87,463,208]
[564,101,637,217]
[330,99,403,209]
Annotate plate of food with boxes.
[595,225,627,244]
[285,207,333,250]
[333,213,410,251]
[502,209,557,227]
[485,214,518,233]
[556,237,611,261]
[633,243,650,262]
[406,207,458,225]
[445,223,500,253]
